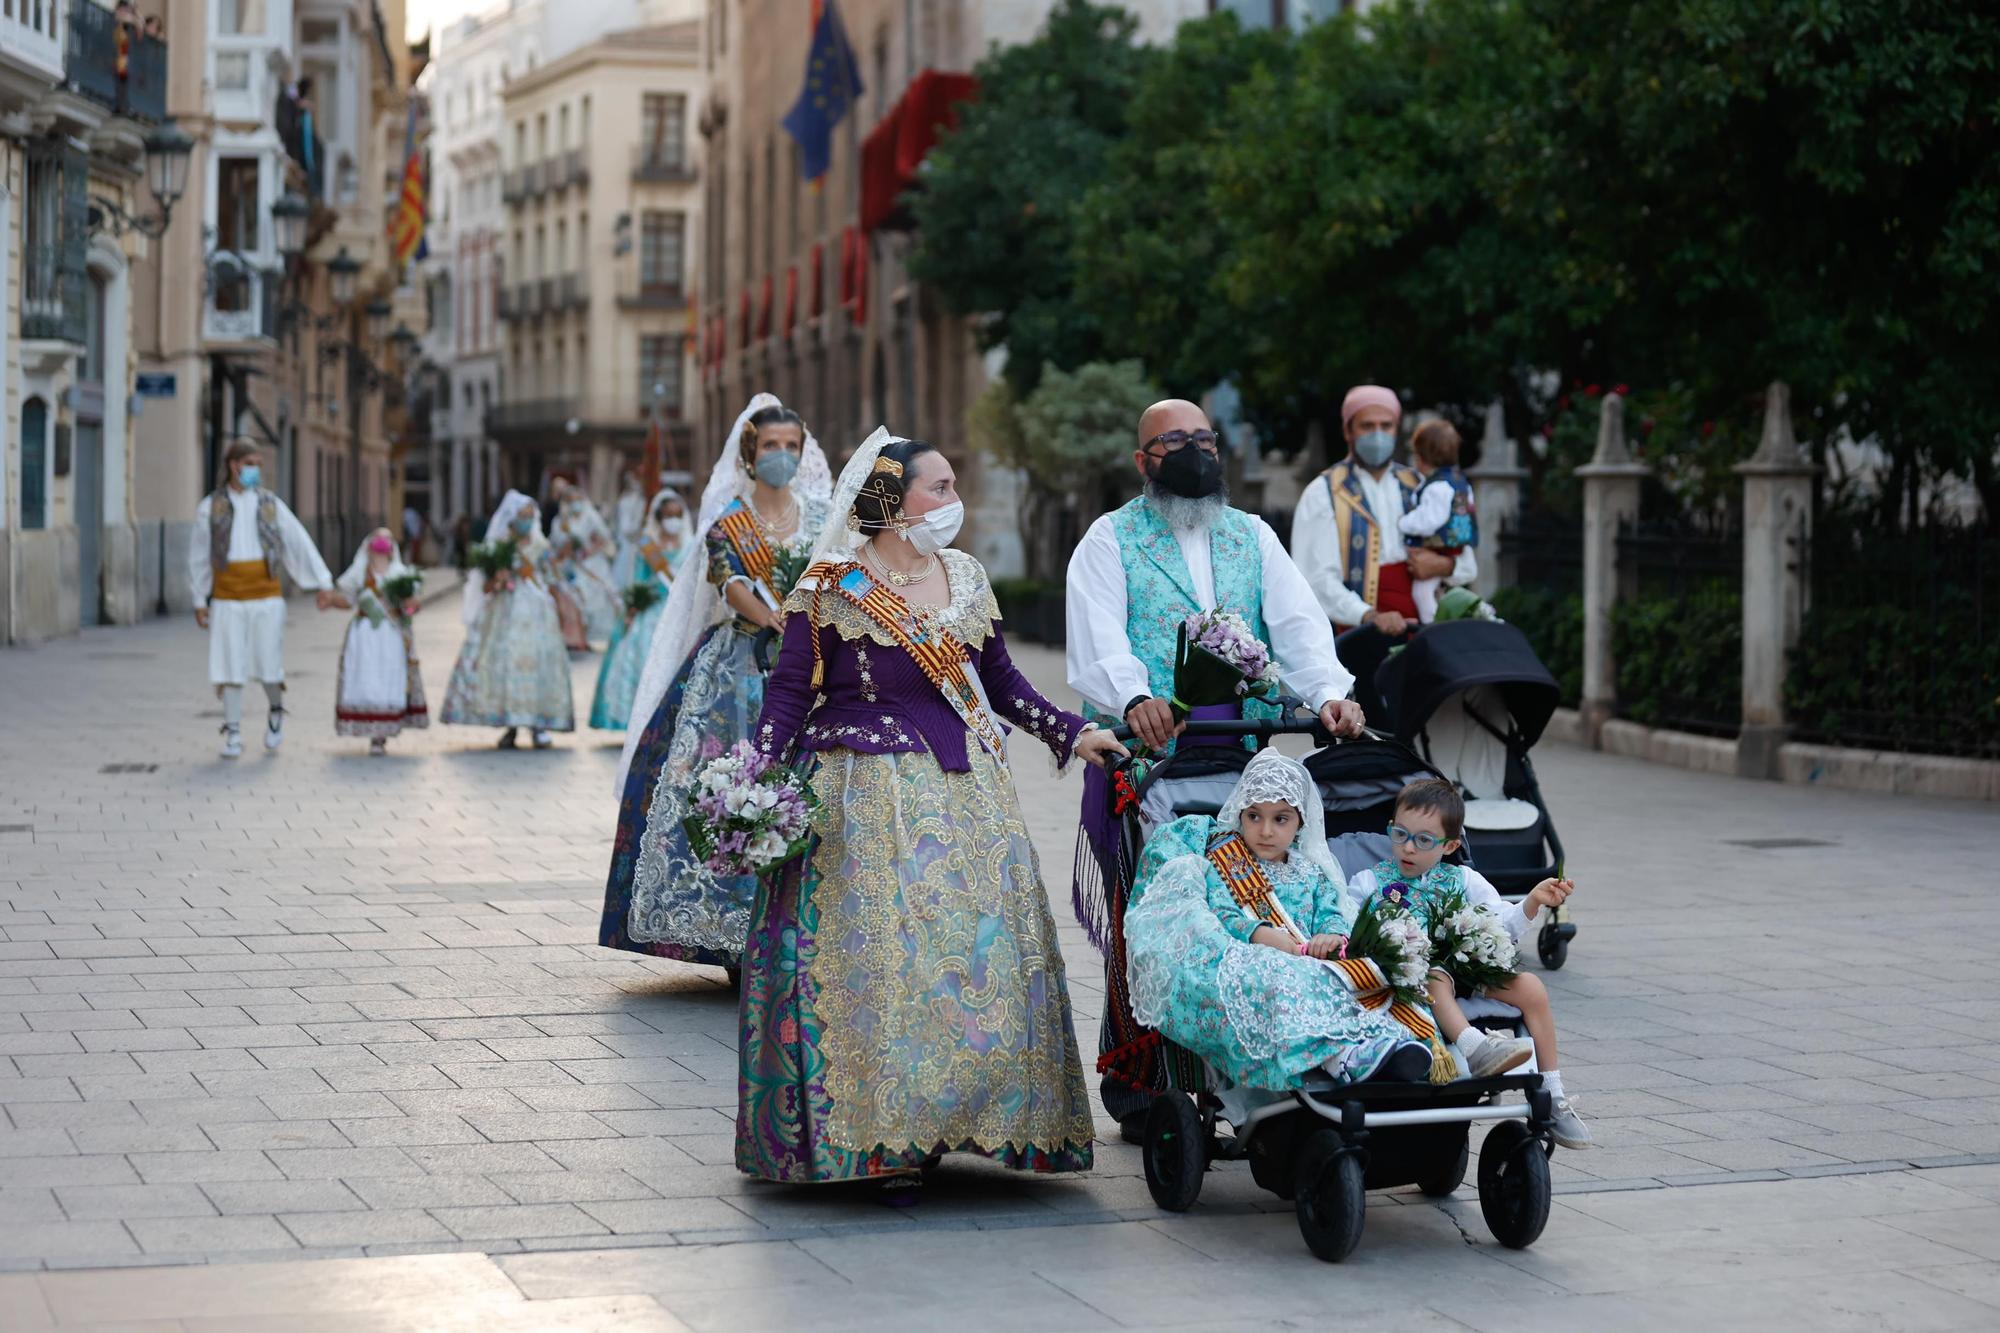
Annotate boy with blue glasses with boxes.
[1347,778,1593,1148]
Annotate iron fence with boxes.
[1612,514,1743,737]
[1787,516,1998,760]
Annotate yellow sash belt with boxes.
[212,560,282,602]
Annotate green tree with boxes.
[906,0,1155,396]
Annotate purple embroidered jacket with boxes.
[751,552,1088,772]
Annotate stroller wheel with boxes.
[1142,1092,1206,1212]
[1417,1125,1470,1198]
[1478,1120,1552,1249]
[1294,1128,1367,1262]
[1537,919,1571,970]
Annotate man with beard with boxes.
[1064,398,1365,1136]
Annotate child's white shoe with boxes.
[1464,1036,1533,1078]
[1549,1095,1594,1149]
[219,725,243,760]
[264,708,286,751]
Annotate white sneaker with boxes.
[531,729,554,749]
[1549,1095,1594,1149]
[219,725,243,760]
[1464,1035,1535,1079]
[263,708,286,751]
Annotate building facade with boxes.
[693,0,1204,577]
[491,20,702,509]
[126,0,414,620]
[0,2,159,643]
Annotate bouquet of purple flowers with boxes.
[1170,610,1284,720]
[682,741,818,878]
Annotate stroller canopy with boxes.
[1377,620,1561,749]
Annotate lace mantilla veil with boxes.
[613,395,832,792]
[1216,748,1339,883]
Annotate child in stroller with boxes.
[1118,738,1557,1261]
[1347,778,1594,1149]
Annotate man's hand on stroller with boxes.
[1124,696,1184,751]
[1305,933,1349,960]
[1319,699,1366,739]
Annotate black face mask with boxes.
[1151,445,1225,499]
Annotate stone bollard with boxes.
[1467,399,1527,599]
[1735,381,1816,780]
[1576,393,1648,746]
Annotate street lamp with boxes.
[89,119,195,238]
[364,298,392,346]
[327,247,360,306]
[390,323,419,363]
[271,191,310,261]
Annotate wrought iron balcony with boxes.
[631,146,695,184]
[66,1,167,123]
[486,397,578,435]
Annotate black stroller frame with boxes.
[1106,715,1557,1262]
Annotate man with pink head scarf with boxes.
[1290,385,1475,637]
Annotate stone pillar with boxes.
[1575,393,1648,745]
[1735,381,1816,780]
[1466,399,1527,599]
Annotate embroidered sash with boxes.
[712,503,778,596]
[638,540,675,580]
[806,559,1009,765]
[1208,832,1439,1046]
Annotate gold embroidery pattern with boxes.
[805,747,1094,1157]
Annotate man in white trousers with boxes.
[189,440,337,758]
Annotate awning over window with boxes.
[860,69,980,235]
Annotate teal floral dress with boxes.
[588,539,688,731]
[1124,815,1412,1090]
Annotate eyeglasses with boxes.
[1143,428,1220,456]
[1388,823,1452,852]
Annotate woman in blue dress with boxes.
[588,487,691,731]
[599,395,832,970]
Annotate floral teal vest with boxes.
[1105,497,1280,736]
[1365,859,1467,930]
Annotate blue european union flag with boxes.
[782,0,863,182]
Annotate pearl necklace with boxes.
[750,492,799,537]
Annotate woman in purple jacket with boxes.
[735,429,1127,1195]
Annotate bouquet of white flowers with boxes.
[1427,889,1520,994]
[682,741,818,878]
[1170,610,1284,722]
[1340,893,1432,1004]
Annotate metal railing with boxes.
[631,146,695,183]
[566,148,588,188]
[557,272,586,311]
[619,278,683,310]
[485,398,578,434]
[65,2,168,123]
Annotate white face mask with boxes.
[897,500,964,556]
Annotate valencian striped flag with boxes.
[388,100,427,268]
[782,0,863,185]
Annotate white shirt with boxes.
[188,487,334,603]
[1346,865,1530,944]
[1291,466,1479,626]
[1064,505,1355,718]
[1399,478,1456,539]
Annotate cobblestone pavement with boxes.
[2,587,1998,1329]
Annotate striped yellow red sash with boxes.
[806,560,1009,765]
[1205,833,1307,945]
[1322,955,1437,1042]
[639,540,674,580]
[712,504,777,594]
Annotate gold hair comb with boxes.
[870,457,904,478]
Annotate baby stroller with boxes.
[1105,714,1556,1262]
[1377,619,1577,969]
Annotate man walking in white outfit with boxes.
[189,440,337,758]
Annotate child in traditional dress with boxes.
[1397,420,1479,624]
[1123,749,1438,1093]
[439,490,576,749]
[588,488,689,731]
[332,529,429,754]
[1347,778,1592,1147]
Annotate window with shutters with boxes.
[639,334,681,416]
[639,211,683,299]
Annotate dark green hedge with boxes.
[1610,584,1742,734]
[1489,585,1583,708]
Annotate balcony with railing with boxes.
[498,286,519,321]
[555,272,587,312]
[618,275,683,311]
[65,1,167,123]
[630,145,695,184]
[523,160,544,198]
[518,280,541,317]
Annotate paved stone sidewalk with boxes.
[1,592,1998,1325]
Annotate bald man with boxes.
[1064,398,1365,1136]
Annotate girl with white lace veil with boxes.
[730,428,1127,1191]
[599,396,832,970]
[438,490,576,749]
[1123,747,1430,1091]
[331,528,429,753]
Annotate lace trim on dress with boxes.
[783,548,1001,649]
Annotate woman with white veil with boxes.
[1122,748,1433,1092]
[439,490,576,748]
[549,480,622,645]
[599,396,832,970]
[331,527,429,754]
[732,428,1126,1194]
[588,487,690,731]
